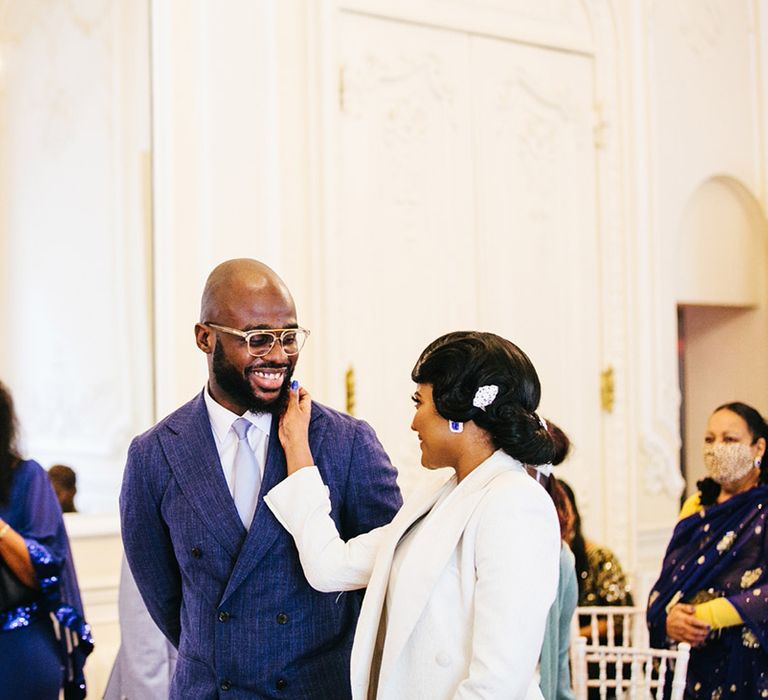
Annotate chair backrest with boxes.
[571,636,691,700]
[574,605,648,649]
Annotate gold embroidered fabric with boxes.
[579,543,633,606]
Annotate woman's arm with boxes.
[269,385,389,592]
[454,480,561,699]
[693,597,742,629]
[264,467,388,591]
[0,518,38,588]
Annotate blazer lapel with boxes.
[351,476,455,698]
[160,393,244,559]
[221,405,329,603]
[377,452,524,692]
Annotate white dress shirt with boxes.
[203,385,271,500]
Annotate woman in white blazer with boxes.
[266,331,561,699]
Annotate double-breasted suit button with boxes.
[220,679,232,691]
[275,678,288,690]
[435,651,452,667]
[218,611,230,622]
[191,546,202,558]
[276,613,288,625]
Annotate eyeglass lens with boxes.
[247,330,307,356]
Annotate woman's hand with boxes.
[279,382,314,476]
[665,603,710,646]
[0,519,38,589]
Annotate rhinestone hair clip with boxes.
[472,385,499,411]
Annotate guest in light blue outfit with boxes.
[534,419,577,700]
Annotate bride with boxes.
[265,331,561,699]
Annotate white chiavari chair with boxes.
[571,637,690,700]
[573,605,648,649]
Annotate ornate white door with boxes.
[326,4,603,501]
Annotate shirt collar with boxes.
[204,385,272,443]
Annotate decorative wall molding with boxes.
[639,430,685,497]
[337,0,594,54]
[582,0,635,565]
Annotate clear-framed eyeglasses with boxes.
[205,323,310,357]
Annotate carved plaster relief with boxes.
[494,69,579,222]
[640,431,685,497]
[647,0,727,56]
[343,48,459,241]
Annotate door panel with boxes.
[333,12,478,490]
[333,10,601,498]
[470,36,601,509]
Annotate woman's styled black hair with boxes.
[0,382,21,506]
[411,331,555,465]
[697,401,768,506]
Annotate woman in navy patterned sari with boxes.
[648,402,768,699]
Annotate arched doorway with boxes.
[677,176,768,495]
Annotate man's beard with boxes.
[212,339,294,415]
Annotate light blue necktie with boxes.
[231,417,262,529]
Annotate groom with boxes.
[120,258,402,698]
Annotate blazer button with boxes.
[220,679,232,691]
[191,546,202,558]
[218,611,230,622]
[276,613,288,625]
[275,678,288,691]
[435,651,452,667]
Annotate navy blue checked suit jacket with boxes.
[120,391,402,699]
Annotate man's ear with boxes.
[195,323,214,354]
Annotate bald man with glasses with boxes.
[120,259,402,699]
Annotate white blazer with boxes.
[265,450,560,700]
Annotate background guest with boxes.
[0,381,93,699]
[648,401,768,699]
[48,464,78,513]
[559,480,633,640]
[533,420,578,700]
[103,555,177,700]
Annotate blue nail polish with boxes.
[291,380,299,391]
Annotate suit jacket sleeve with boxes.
[338,419,402,538]
[454,484,561,700]
[120,437,183,647]
[265,466,390,592]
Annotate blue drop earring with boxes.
[448,420,463,434]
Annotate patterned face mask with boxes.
[703,442,755,485]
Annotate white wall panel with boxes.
[470,36,601,528]
[0,0,153,512]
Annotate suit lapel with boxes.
[377,452,523,692]
[160,393,244,559]
[221,405,329,603]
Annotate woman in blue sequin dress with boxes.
[0,382,93,699]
